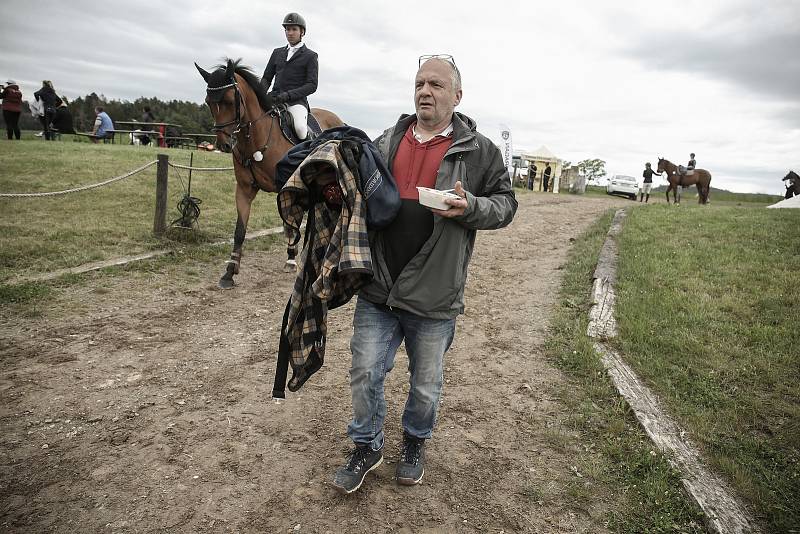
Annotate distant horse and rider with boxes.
[783,170,799,199]
[656,156,712,205]
[196,58,343,288]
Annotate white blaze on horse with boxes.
[195,58,344,289]
[657,157,713,205]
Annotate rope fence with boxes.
[0,154,241,236]
[168,163,234,171]
[0,160,158,198]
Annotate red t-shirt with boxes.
[383,122,453,282]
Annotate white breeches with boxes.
[288,104,308,140]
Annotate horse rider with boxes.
[261,12,318,141]
[687,153,696,173]
[678,152,696,186]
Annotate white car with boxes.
[606,175,639,200]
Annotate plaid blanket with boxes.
[273,139,373,397]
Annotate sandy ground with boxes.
[0,193,631,533]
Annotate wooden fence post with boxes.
[153,154,169,235]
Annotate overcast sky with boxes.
[2,0,797,194]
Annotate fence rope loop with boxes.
[0,160,159,198]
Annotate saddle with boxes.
[274,104,322,145]
[678,165,695,177]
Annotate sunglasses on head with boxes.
[418,54,457,69]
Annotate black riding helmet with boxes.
[283,12,306,32]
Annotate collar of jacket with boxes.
[387,112,477,163]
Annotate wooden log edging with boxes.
[587,208,760,534]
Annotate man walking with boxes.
[331,55,517,494]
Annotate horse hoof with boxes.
[283,259,297,273]
[218,278,235,290]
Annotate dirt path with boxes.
[0,193,629,533]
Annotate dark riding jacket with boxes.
[360,112,518,320]
[261,44,318,110]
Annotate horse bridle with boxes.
[207,80,243,139]
[206,78,272,152]
[207,76,277,187]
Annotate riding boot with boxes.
[645,194,649,203]
[639,193,643,202]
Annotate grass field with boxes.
[614,203,799,532]
[547,210,707,533]
[0,139,283,284]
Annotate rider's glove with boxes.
[278,92,291,104]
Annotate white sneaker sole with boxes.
[331,456,383,495]
[396,468,424,486]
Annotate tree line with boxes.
[8,93,214,134]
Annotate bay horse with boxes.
[783,170,799,199]
[195,58,344,289]
[656,157,712,205]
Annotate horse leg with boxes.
[219,184,257,289]
[284,225,297,273]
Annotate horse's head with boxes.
[196,59,239,152]
[656,157,667,174]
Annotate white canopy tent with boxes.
[522,145,563,192]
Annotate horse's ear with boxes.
[225,59,235,79]
[195,62,212,83]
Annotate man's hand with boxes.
[431,180,468,218]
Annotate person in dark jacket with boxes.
[34,80,59,141]
[640,162,657,202]
[261,12,318,140]
[331,55,518,495]
[139,106,156,145]
[1,80,23,140]
[50,96,75,135]
[543,163,552,192]
[527,163,537,190]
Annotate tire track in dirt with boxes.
[0,193,630,533]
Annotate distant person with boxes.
[0,79,23,140]
[90,106,114,143]
[678,152,696,188]
[164,124,182,148]
[528,164,537,190]
[34,80,59,140]
[261,12,318,141]
[543,163,552,192]
[51,96,76,135]
[139,106,156,145]
[640,162,657,203]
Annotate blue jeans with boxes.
[347,297,456,450]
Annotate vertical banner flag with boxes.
[499,124,513,185]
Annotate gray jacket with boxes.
[360,112,518,319]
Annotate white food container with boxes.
[416,187,460,210]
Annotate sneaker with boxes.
[396,433,425,485]
[331,444,383,494]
